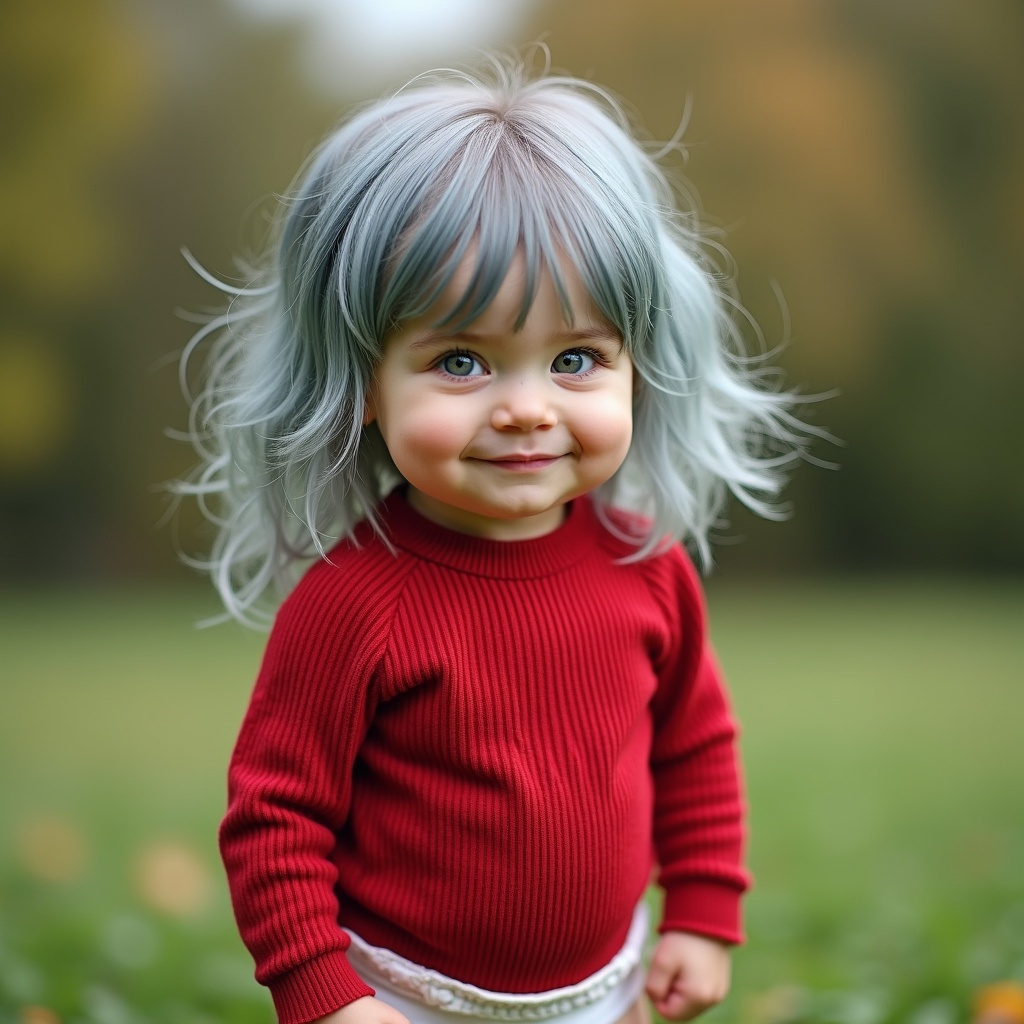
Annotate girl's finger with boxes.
[653,991,689,1020]
[645,959,677,1000]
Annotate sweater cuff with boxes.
[660,881,746,946]
[269,949,375,1024]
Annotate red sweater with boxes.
[220,490,749,1024]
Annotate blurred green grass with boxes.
[1,582,1022,1024]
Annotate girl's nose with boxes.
[490,380,557,431]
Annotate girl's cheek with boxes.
[579,397,634,450]
[394,413,467,458]
[407,425,452,454]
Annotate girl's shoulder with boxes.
[269,519,414,647]
[596,503,697,572]
[595,502,707,623]
[594,503,653,551]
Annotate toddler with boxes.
[178,55,815,1024]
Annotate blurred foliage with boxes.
[0,0,148,303]
[522,0,1024,574]
[0,0,340,581]
[0,0,152,577]
[0,0,1022,581]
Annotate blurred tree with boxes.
[826,0,1024,572]
[114,0,343,577]
[0,0,153,577]
[0,0,341,580]
[524,0,1024,574]
[0,0,149,305]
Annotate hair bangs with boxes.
[379,103,658,342]
[379,145,541,334]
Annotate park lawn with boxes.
[0,580,1022,1024]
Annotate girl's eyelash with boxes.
[573,345,610,364]
[562,346,612,375]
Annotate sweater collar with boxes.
[379,487,601,579]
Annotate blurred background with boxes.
[3,0,1024,581]
[2,1,1022,1023]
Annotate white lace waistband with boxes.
[344,901,649,1021]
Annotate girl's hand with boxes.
[312,996,410,1024]
[644,931,732,1021]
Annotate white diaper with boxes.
[345,901,649,1024]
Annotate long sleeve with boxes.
[219,565,391,1023]
[647,548,750,944]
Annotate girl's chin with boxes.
[406,489,568,539]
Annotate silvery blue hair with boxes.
[175,58,819,625]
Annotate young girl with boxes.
[179,56,814,1024]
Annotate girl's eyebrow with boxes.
[407,327,623,350]
[552,327,623,347]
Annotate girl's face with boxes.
[365,252,634,540]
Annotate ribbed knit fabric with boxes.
[220,490,750,1024]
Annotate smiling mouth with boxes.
[480,455,565,471]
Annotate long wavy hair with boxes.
[173,56,820,626]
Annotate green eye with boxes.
[440,353,480,377]
[552,350,596,374]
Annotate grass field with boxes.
[1,581,1022,1024]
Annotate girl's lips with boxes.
[479,455,564,470]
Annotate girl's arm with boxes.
[220,568,387,1024]
[647,548,750,946]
